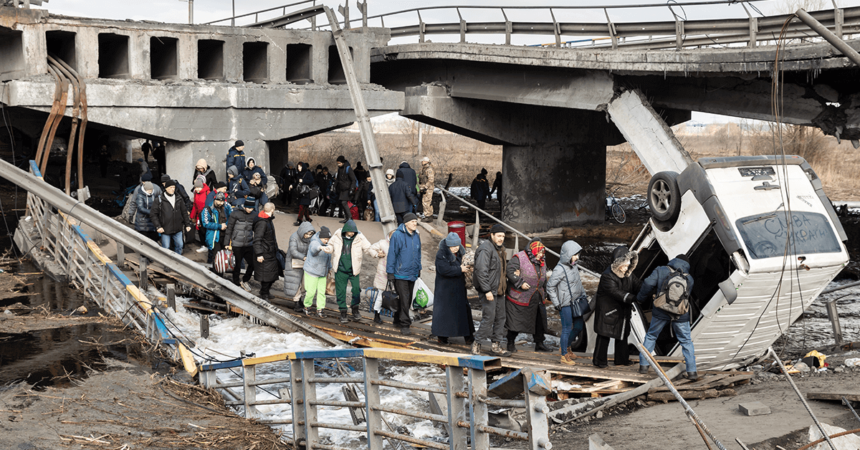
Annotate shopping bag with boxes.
[213,249,235,274]
[412,278,434,310]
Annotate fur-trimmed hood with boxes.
[610,246,638,278]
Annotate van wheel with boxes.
[647,171,681,224]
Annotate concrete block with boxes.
[738,401,771,416]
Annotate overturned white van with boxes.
[583,155,849,370]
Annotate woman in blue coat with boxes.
[431,233,475,345]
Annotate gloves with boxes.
[387,273,395,281]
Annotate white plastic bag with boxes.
[412,278,434,310]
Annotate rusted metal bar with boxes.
[371,405,448,423]
[309,400,365,408]
[476,424,529,441]
[34,66,62,167]
[48,57,79,196]
[373,430,448,450]
[477,396,526,408]
[307,376,363,384]
[795,8,860,68]
[311,422,366,432]
[370,378,447,394]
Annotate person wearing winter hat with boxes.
[285,222,316,311]
[190,176,212,249]
[432,232,475,345]
[243,157,268,187]
[303,226,334,318]
[252,203,280,301]
[547,240,586,366]
[386,213,421,335]
[193,159,218,190]
[226,165,250,207]
[504,239,551,354]
[333,155,357,223]
[385,169,395,186]
[329,220,385,323]
[388,173,419,224]
[205,181,228,207]
[200,190,232,264]
[472,222,510,356]
[224,195,258,290]
[593,246,642,368]
[160,174,192,213]
[419,157,435,221]
[226,140,246,175]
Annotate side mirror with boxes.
[719,279,738,305]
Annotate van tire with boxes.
[647,171,681,225]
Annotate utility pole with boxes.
[231,0,235,26]
[180,0,194,24]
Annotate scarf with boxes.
[529,241,546,267]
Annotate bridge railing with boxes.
[198,347,553,450]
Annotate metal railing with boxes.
[198,347,552,450]
[204,0,319,27]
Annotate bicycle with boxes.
[605,188,626,224]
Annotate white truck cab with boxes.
[582,155,849,369]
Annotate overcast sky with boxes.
[41,0,860,123]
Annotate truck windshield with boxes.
[735,211,841,259]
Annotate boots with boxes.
[351,305,362,321]
[471,341,481,355]
[560,353,577,366]
[534,341,552,352]
[491,342,511,357]
[507,340,517,354]
[340,310,349,324]
[373,312,382,324]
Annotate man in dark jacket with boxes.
[226,166,250,207]
[470,172,491,209]
[253,203,279,301]
[388,172,419,224]
[153,141,166,176]
[225,197,257,290]
[472,223,511,357]
[354,175,372,220]
[278,162,296,206]
[386,213,422,335]
[354,161,368,182]
[333,155,357,223]
[490,171,503,212]
[160,174,191,212]
[226,140,246,175]
[319,167,333,216]
[593,246,643,368]
[150,180,193,255]
[636,255,697,379]
[396,162,418,203]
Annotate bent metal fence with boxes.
[17,160,552,449]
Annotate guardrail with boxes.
[199,348,552,449]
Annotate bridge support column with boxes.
[403,85,614,232]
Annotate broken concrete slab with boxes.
[739,401,772,416]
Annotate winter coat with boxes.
[546,241,584,310]
[252,212,280,283]
[334,162,357,200]
[225,208,255,248]
[226,146,246,175]
[228,175,250,207]
[190,185,211,229]
[278,165,296,189]
[388,173,419,214]
[329,220,377,276]
[243,158,268,186]
[165,180,192,213]
[369,237,390,290]
[297,164,315,206]
[594,248,643,339]
[505,250,547,335]
[432,240,475,338]
[386,223,422,281]
[248,183,269,209]
[305,234,333,278]
[193,166,218,190]
[150,192,192,235]
[396,162,418,194]
[283,222,315,297]
[471,175,490,202]
[473,239,505,296]
[490,173,502,196]
[134,185,160,232]
[636,257,694,322]
[354,163,368,183]
[353,179,372,207]
[200,203,233,250]
[419,163,435,190]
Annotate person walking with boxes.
[226,140,246,175]
[353,174,372,220]
[419,156,435,221]
[205,181,229,206]
[225,198,257,290]
[432,232,475,345]
[396,161,418,199]
[252,203,280,301]
[284,222,315,311]
[278,162,296,206]
[504,239,551,354]
[546,240,586,366]
[295,162,315,225]
[593,246,642,368]
[193,159,218,190]
[226,166,250,207]
[134,182,159,241]
[334,155,357,223]
[636,255,698,379]
[200,192,232,265]
[329,220,384,323]
[471,223,510,357]
[490,171,503,212]
[385,169,395,186]
[153,141,166,176]
[150,180,192,255]
[386,213,422,335]
[190,177,211,247]
[303,226,334,318]
[388,172,419,224]
[141,140,151,163]
[160,174,192,212]
[470,172,490,209]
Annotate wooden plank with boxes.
[806,392,860,402]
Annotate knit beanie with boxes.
[403,212,418,224]
[140,172,152,182]
[214,192,226,201]
[445,232,461,247]
[164,179,176,188]
[244,197,256,209]
[490,223,506,235]
[319,226,332,239]
[235,140,244,147]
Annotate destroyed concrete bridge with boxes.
[2,2,860,231]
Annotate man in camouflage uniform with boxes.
[419,156,435,221]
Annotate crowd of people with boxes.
[126,141,697,377]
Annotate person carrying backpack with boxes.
[635,254,697,380]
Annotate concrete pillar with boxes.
[166,140,270,187]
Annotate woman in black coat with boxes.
[295,162,316,225]
[593,246,642,368]
[253,204,280,301]
[431,233,475,345]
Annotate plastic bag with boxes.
[412,278,434,310]
[213,249,234,274]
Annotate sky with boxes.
[40,0,860,123]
